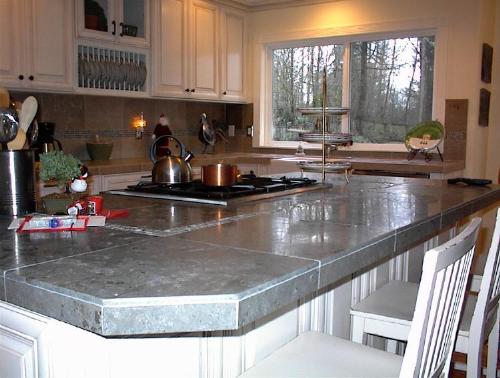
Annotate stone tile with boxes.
[123,97,156,132]
[154,99,187,132]
[319,234,396,287]
[84,95,124,131]
[394,214,441,253]
[5,276,104,334]
[38,93,85,134]
[59,138,89,160]
[5,237,317,334]
[238,266,318,327]
[0,218,151,273]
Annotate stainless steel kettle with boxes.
[149,135,194,184]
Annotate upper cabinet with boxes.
[76,0,150,48]
[0,0,74,91]
[189,0,219,99]
[152,0,247,102]
[220,7,246,102]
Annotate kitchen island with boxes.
[1,175,499,377]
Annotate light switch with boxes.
[228,124,235,137]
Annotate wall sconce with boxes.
[133,112,147,139]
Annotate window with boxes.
[272,45,344,141]
[267,33,436,148]
[350,36,435,144]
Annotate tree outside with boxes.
[271,35,435,144]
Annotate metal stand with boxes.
[297,67,352,183]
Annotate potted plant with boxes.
[39,151,83,214]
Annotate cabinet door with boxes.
[189,0,219,99]
[76,0,116,41]
[118,0,150,47]
[0,0,24,87]
[100,172,150,191]
[0,302,50,378]
[27,0,74,90]
[220,8,246,102]
[152,0,189,97]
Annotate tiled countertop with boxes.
[1,175,497,336]
[82,153,465,176]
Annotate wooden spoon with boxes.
[8,96,37,150]
[19,96,38,132]
[7,128,26,150]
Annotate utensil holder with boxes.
[0,150,36,216]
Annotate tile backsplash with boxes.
[11,92,252,161]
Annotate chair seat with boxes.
[239,331,403,377]
[350,280,477,345]
[351,281,418,323]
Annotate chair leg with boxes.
[351,316,365,344]
[486,311,499,378]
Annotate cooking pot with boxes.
[201,163,238,187]
[149,135,194,184]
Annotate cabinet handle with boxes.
[185,88,190,92]
[112,20,116,35]
[119,22,124,37]
[18,75,24,80]
[29,75,34,81]
[190,89,196,93]
[223,91,227,95]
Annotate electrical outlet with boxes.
[228,125,235,137]
[246,125,253,137]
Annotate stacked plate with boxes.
[297,160,352,173]
[299,132,353,146]
[78,47,147,92]
[297,107,350,116]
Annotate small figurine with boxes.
[152,114,173,157]
[70,165,89,193]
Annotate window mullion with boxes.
[342,42,351,134]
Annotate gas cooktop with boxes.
[108,176,321,205]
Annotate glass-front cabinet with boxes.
[77,0,149,47]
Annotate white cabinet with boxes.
[97,171,150,192]
[189,0,219,99]
[0,0,74,91]
[220,7,246,102]
[0,302,51,378]
[152,0,246,102]
[152,0,189,97]
[76,0,150,48]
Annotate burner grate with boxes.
[125,177,317,201]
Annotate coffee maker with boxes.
[33,122,63,160]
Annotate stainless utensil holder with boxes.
[0,150,36,216]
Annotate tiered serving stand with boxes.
[294,69,353,183]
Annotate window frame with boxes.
[258,27,444,152]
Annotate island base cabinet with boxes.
[0,232,444,378]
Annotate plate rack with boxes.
[77,45,147,92]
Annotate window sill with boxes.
[257,141,409,153]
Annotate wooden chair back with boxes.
[467,208,500,377]
[400,218,481,378]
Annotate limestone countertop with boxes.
[82,153,465,176]
[1,175,497,336]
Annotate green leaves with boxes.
[40,151,82,189]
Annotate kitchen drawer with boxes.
[99,172,150,192]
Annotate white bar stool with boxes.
[350,208,500,378]
[239,218,481,378]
